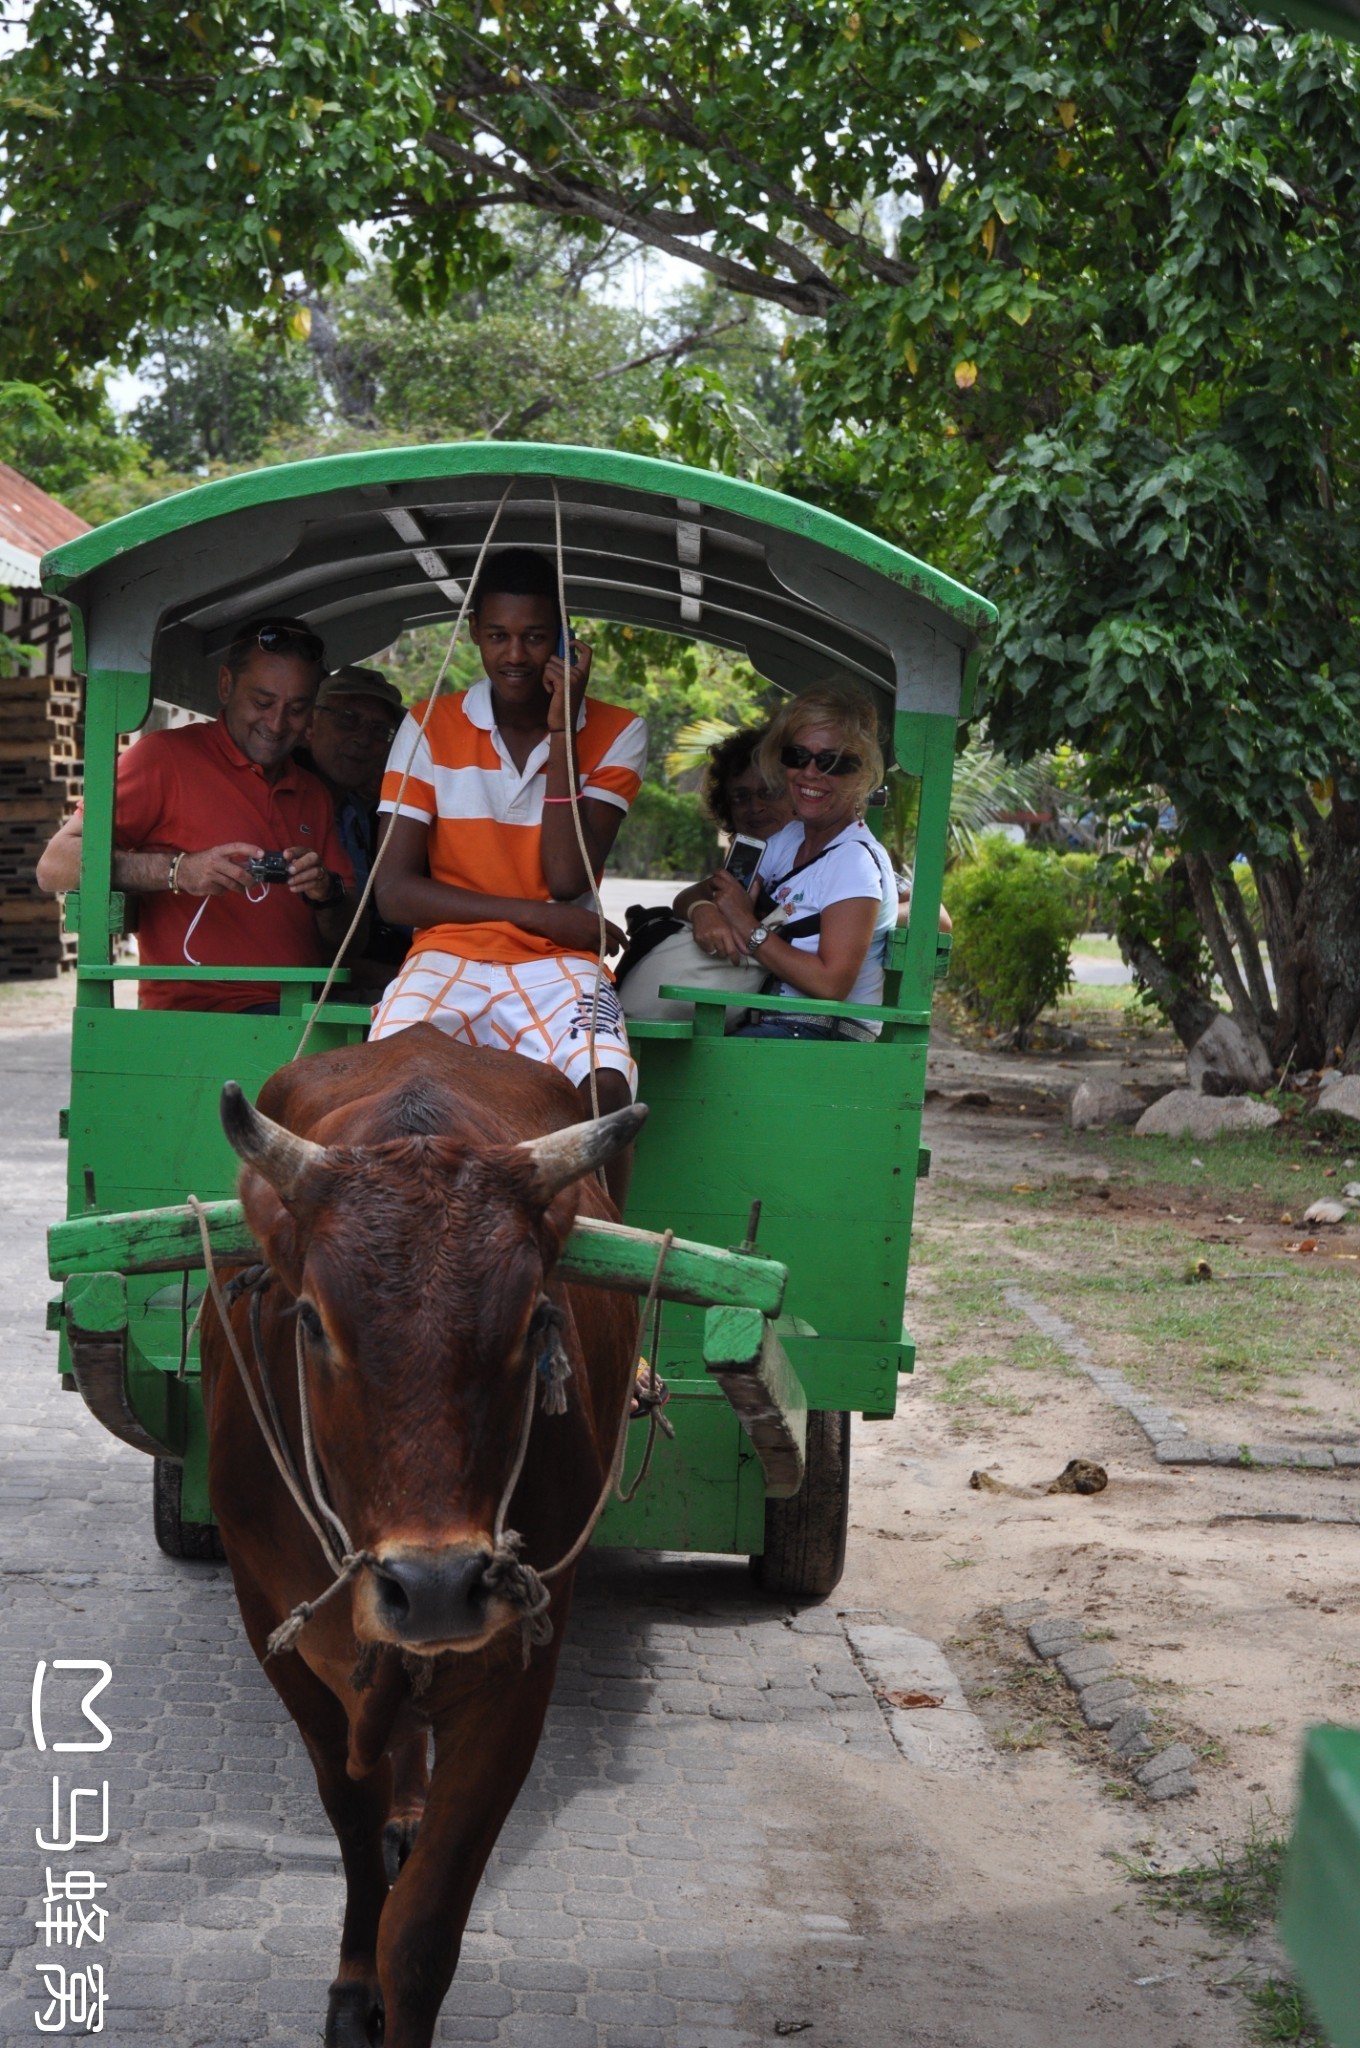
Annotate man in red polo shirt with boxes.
[36,619,357,1013]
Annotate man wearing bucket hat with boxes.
[299,664,412,992]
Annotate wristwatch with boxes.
[315,870,347,908]
[746,922,775,957]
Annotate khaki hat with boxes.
[316,666,404,717]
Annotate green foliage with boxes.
[7,0,1360,1045]
[944,841,1084,1041]
[609,782,717,880]
[130,324,317,468]
[1098,843,1216,1021]
[0,380,144,501]
[0,588,36,679]
[1051,852,1106,933]
[878,738,1052,872]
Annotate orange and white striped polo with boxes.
[378,678,648,965]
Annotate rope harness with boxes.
[191,1196,672,1667]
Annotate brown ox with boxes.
[200,1025,644,2048]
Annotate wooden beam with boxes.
[703,1306,807,1498]
[48,1201,787,1316]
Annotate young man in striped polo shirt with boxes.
[371,549,648,1181]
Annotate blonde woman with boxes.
[692,680,896,1041]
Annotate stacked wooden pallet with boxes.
[0,672,83,979]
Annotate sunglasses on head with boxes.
[254,623,325,662]
[780,743,862,776]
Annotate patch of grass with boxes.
[1247,1980,1326,2047]
[1137,1824,1286,1938]
[994,1721,1051,1752]
[1127,1826,1327,2044]
[932,1356,1033,1414]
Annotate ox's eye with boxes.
[297,1300,326,1346]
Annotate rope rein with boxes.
[191,1200,672,1665]
[549,478,607,1125]
[295,478,518,1058]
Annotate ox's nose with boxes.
[371,1544,492,1644]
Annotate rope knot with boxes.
[482,1529,554,1666]
[265,1550,377,1659]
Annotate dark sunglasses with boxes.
[780,743,862,776]
[255,623,325,662]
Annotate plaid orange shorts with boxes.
[370,950,637,1098]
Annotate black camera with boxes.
[245,852,292,883]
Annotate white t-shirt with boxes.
[755,820,896,1011]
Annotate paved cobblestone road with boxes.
[0,1028,902,2048]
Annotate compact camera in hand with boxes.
[245,852,292,883]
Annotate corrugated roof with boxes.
[0,461,89,589]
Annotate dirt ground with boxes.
[832,1000,1358,2043]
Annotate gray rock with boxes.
[1144,1769,1197,1801]
[1078,1680,1137,1728]
[1027,1618,1083,1658]
[1186,1012,1274,1093]
[1156,1440,1242,1466]
[1333,1446,1360,1468]
[1316,1075,1360,1123]
[1303,1198,1350,1225]
[1244,1444,1335,1470]
[1055,1646,1114,1687]
[1068,1079,1143,1131]
[1135,1742,1197,1787]
[1108,1706,1153,1755]
[1134,1089,1282,1140]
[1002,1600,1050,1626]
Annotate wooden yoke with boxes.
[49,1198,788,1316]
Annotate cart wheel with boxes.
[153,1457,226,1563]
[749,1409,850,1602]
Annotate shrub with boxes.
[1050,850,1108,933]
[944,841,1085,1043]
[608,781,718,878]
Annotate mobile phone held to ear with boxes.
[723,833,765,890]
[556,621,578,665]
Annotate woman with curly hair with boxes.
[695,680,897,1041]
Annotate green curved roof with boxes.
[42,441,993,719]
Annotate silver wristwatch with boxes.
[746,923,774,956]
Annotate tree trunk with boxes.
[1122,933,1219,1046]
[1212,858,1276,1030]
[1183,851,1259,1029]
[1114,855,1220,1050]
[1271,797,1360,1072]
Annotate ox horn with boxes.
[516,1102,649,1201]
[220,1082,328,1205]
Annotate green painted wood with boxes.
[898,712,959,1015]
[1280,1724,1360,2048]
[43,442,996,637]
[557,1219,786,1312]
[659,984,931,1025]
[703,1307,807,1498]
[49,1197,787,1314]
[79,965,356,983]
[50,1202,249,1277]
[592,1392,766,1554]
[64,1271,128,1333]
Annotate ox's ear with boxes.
[515,1102,649,1204]
[220,1082,328,1210]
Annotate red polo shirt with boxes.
[114,718,353,1013]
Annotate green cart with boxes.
[41,443,993,1596]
